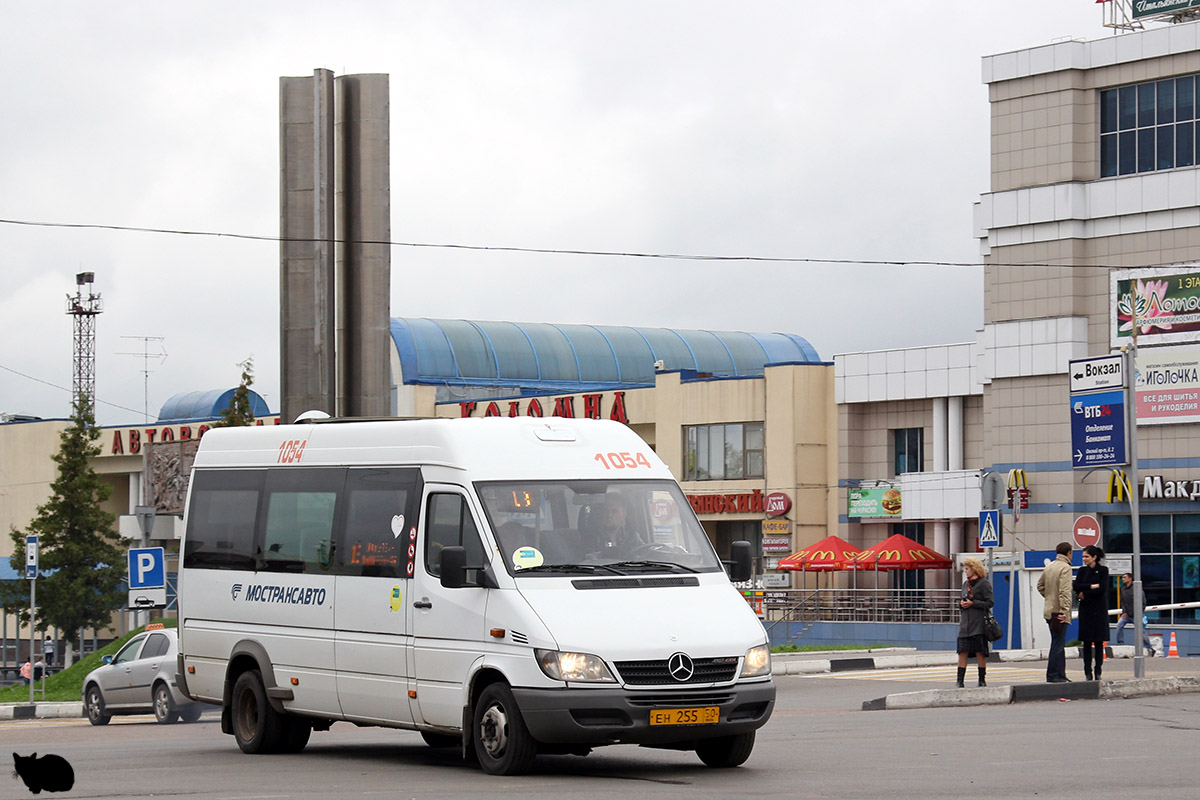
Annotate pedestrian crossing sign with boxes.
[979,509,1001,548]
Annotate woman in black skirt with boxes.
[957,557,994,687]
[1074,545,1110,680]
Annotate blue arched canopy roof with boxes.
[157,389,271,423]
[390,318,822,392]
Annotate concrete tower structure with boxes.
[279,69,391,423]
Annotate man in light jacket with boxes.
[1037,541,1074,683]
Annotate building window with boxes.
[892,522,926,592]
[684,422,764,481]
[1104,513,1200,625]
[893,428,923,475]
[1101,76,1198,178]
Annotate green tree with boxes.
[213,357,256,427]
[6,395,125,666]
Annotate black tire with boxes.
[696,732,755,768]
[421,730,460,748]
[473,683,537,775]
[179,704,203,723]
[154,683,179,724]
[231,670,287,754]
[85,685,111,726]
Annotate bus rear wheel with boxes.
[231,670,288,754]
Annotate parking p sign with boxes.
[128,547,166,609]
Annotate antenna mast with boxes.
[65,272,103,412]
[118,336,167,423]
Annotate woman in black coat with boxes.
[1074,544,1110,680]
[956,557,994,688]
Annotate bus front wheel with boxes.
[473,683,536,775]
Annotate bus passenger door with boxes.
[333,468,420,726]
[410,487,490,730]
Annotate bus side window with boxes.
[182,470,263,571]
[340,468,420,578]
[260,469,344,574]
[425,494,484,577]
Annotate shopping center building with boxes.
[835,15,1200,652]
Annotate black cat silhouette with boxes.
[12,752,74,795]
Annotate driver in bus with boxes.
[587,495,645,556]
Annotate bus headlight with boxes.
[535,649,616,683]
[740,644,771,677]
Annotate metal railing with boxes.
[763,588,962,625]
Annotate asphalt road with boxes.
[4,668,1199,799]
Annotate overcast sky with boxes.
[0,2,1117,426]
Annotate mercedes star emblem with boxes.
[667,652,694,682]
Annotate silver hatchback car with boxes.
[82,626,205,725]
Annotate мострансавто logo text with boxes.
[231,583,327,606]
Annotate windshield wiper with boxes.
[515,563,625,575]
[603,560,700,573]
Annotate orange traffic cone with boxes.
[1167,631,1181,658]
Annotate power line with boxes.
[0,215,1170,270]
[0,362,143,416]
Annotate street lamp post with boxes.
[1123,342,1146,679]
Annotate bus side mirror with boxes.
[440,546,467,589]
[728,540,753,583]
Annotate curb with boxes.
[768,645,1171,677]
[863,675,1200,711]
[863,685,1013,710]
[0,702,83,720]
[772,648,1058,677]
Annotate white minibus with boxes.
[175,416,774,774]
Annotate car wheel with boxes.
[85,685,111,726]
[695,732,755,768]
[154,683,179,724]
[473,683,536,775]
[179,705,203,723]
[420,730,459,748]
[231,670,287,754]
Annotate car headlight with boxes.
[535,649,616,683]
[740,644,771,677]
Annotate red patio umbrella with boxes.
[852,533,952,570]
[777,535,870,571]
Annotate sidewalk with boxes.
[767,646,1200,711]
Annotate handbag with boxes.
[984,612,1003,642]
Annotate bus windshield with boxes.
[476,480,724,576]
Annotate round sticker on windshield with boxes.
[512,547,544,569]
